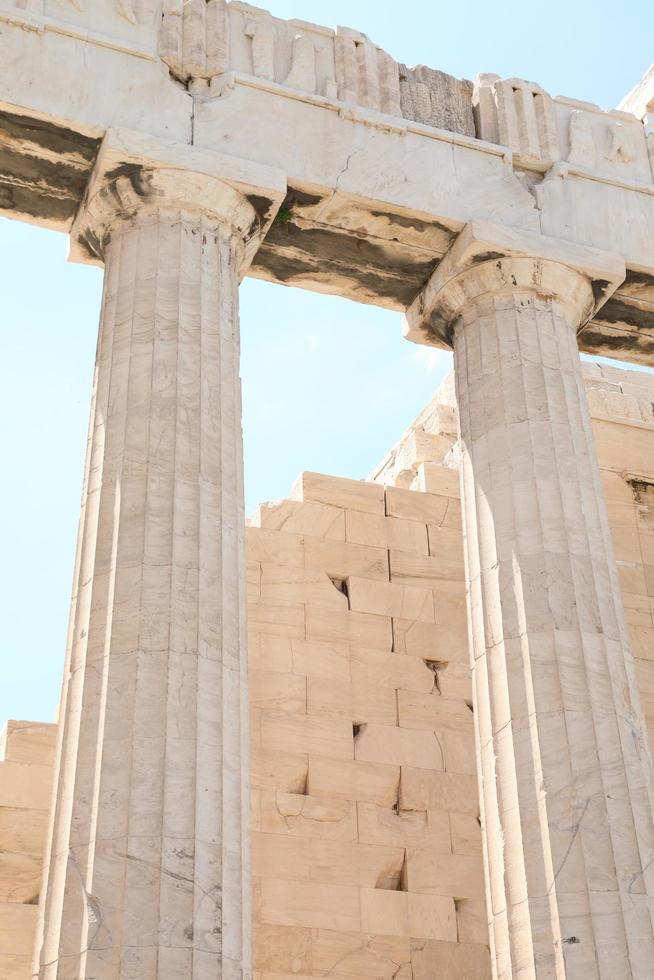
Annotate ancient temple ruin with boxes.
[1,2,654,978]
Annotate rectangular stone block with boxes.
[307,756,400,807]
[392,619,469,663]
[415,463,461,498]
[0,761,52,811]
[249,670,307,714]
[291,638,350,680]
[248,601,305,639]
[345,511,428,555]
[436,662,473,700]
[390,550,461,587]
[0,954,32,979]
[253,833,405,890]
[0,806,49,902]
[311,928,411,979]
[306,605,392,650]
[442,731,477,775]
[292,471,385,515]
[259,878,361,932]
[427,525,464,572]
[351,649,434,694]
[246,526,305,566]
[260,565,347,609]
[307,677,352,719]
[386,486,450,525]
[351,681,397,726]
[451,814,483,855]
[253,923,312,975]
[410,937,491,980]
[355,724,444,771]
[397,690,474,733]
[255,498,346,540]
[399,767,479,815]
[405,848,485,899]
[360,888,456,940]
[0,901,37,954]
[357,802,451,851]
[260,711,353,760]
[304,537,389,581]
[347,578,434,622]
[259,792,357,840]
[456,899,489,945]
[0,721,57,767]
[250,749,308,794]
[248,633,294,673]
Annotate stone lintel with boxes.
[68,126,287,267]
[403,220,626,349]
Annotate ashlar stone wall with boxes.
[247,469,488,980]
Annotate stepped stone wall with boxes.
[2,362,654,979]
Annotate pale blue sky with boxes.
[1,0,653,724]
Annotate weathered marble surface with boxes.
[32,159,272,977]
[408,227,654,978]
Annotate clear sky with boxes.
[1,0,653,725]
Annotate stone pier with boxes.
[407,224,654,978]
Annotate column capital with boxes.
[69,126,287,269]
[404,220,626,349]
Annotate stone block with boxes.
[442,731,477,775]
[291,639,350,680]
[253,833,405,890]
[345,511,428,555]
[405,849,485,899]
[246,526,305,566]
[347,578,434,623]
[248,601,305,639]
[249,670,307,714]
[306,606,392,649]
[390,550,462,587]
[436,662,473,700]
[307,756,400,807]
[0,953,32,979]
[413,463,461,498]
[307,677,353,719]
[427,525,464,571]
[248,633,294,673]
[385,487,450,525]
[451,814,483,855]
[259,792,357,840]
[259,878,361,932]
[260,711,353,760]
[253,922,312,974]
[456,899,489,945]
[0,761,52,811]
[260,565,348,609]
[311,928,411,979]
[0,721,57,767]
[351,648,434,695]
[0,901,37,955]
[357,802,451,851]
[355,724,444,771]
[250,749,308,795]
[399,767,479,816]
[411,937,491,979]
[304,537,389,581]
[292,472,385,515]
[254,498,346,540]
[0,806,49,902]
[397,690,474,733]
[360,887,455,940]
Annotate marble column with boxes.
[406,226,654,979]
[34,167,259,979]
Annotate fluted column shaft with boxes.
[451,261,654,979]
[35,194,253,978]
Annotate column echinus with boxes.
[405,222,654,980]
[33,130,285,980]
